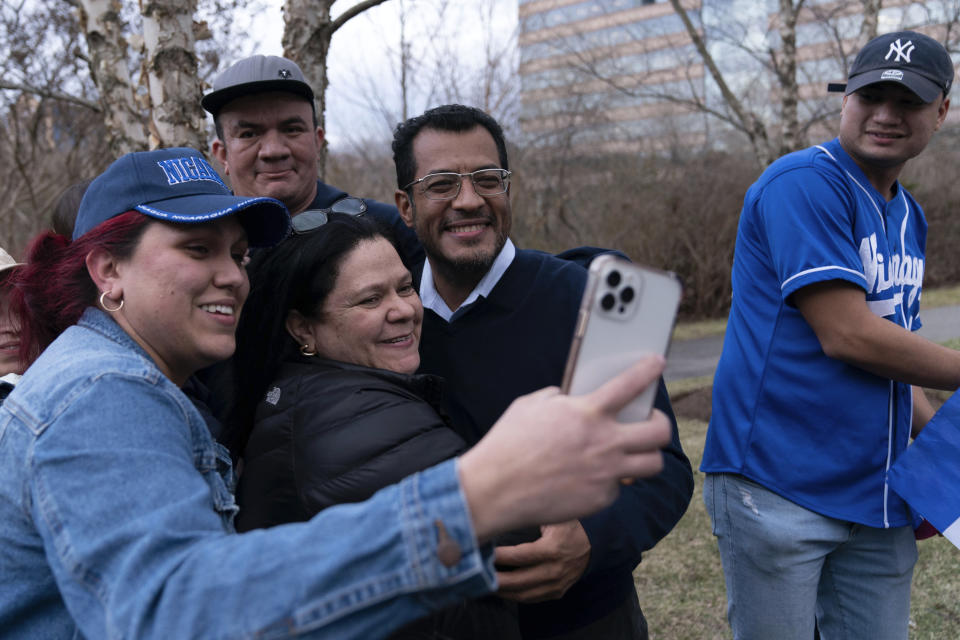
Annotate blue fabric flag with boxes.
[889,392,960,549]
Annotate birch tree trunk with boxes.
[76,0,148,155]
[282,0,390,176]
[774,0,802,157]
[859,0,881,47]
[140,0,207,150]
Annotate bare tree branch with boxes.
[667,0,772,163]
[0,82,101,111]
[329,0,391,35]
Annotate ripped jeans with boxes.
[704,473,916,640]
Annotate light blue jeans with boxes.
[704,473,917,640]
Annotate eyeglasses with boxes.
[291,197,367,234]
[402,168,511,201]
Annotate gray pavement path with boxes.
[664,303,960,382]
[665,335,723,382]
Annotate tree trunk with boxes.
[76,0,148,155]
[775,0,802,156]
[859,0,881,47]
[399,0,410,123]
[282,0,390,177]
[141,0,208,150]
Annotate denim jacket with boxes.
[0,308,495,639]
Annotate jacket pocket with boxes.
[193,442,239,532]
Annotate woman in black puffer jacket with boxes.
[225,211,523,640]
[234,354,464,526]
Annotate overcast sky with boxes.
[247,0,518,150]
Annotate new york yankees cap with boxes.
[74,148,291,247]
[201,55,315,116]
[828,31,954,103]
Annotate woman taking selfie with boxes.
[0,148,672,639]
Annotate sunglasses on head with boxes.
[291,197,368,234]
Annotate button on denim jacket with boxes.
[0,308,494,639]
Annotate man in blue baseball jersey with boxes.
[702,31,957,639]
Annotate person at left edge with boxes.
[0,247,25,403]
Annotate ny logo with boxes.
[278,69,292,79]
[885,39,915,63]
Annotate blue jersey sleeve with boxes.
[756,164,869,302]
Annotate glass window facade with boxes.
[520,0,956,149]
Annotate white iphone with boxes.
[561,255,682,422]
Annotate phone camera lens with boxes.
[620,286,635,304]
[601,293,616,311]
[606,270,621,287]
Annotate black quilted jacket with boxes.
[235,356,466,531]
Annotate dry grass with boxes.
[635,411,960,639]
[920,284,960,309]
[635,416,730,639]
[671,284,960,345]
[672,319,728,342]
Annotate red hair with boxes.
[0,267,18,292]
[9,211,151,365]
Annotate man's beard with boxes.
[420,226,508,294]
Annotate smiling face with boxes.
[839,82,950,194]
[0,287,22,376]
[101,218,250,385]
[212,92,322,214]
[396,126,511,303]
[290,237,423,374]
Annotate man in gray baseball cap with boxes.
[202,55,419,262]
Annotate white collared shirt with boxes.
[419,239,517,322]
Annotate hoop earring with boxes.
[300,344,317,357]
[99,291,124,313]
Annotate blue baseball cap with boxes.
[74,148,291,246]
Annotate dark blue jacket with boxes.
[310,180,423,267]
[416,248,693,638]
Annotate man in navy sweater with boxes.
[392,104,693,640]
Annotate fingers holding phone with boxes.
[459,355,671,543]
[562,256,682,422]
